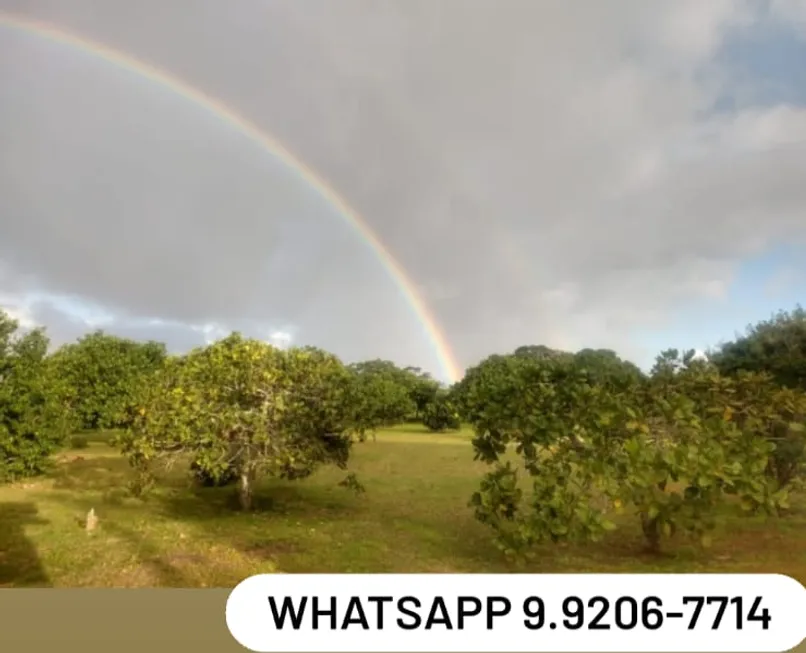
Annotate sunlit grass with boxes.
[0,424,804,587]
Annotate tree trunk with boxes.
[238,468,254,511]
[641,513,661,554]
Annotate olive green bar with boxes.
[0,589,239,653]
[0,589,803,653]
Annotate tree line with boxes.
[1,305,804,554]
[0,312,460,506]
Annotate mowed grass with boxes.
[1,425,805,587]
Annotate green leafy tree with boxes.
[710,305,806,390]
[452,353,544,426]
[119,334,367,510]
[404,368,441,421]
[421,390,461,432]
[0,312,77,482]
[50,331,167,431]
[649,350,806,494]
[612,378,778,553]
[513,345,574,362]
[463,349,786,556]
[573,348,645,391]
[348,360,418,425]
[465,357,630,553]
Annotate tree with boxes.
[710,305,806,390]
[348,360,418,425]
[49,331,167,431]
[464,356,632,552]
[616,360,784,552]
[119,334,367,510]
[421,389,461,432]
[463,349,786,556]
[573,348,645,391]
[0,311,77,482]
[452,353,542,426]
[406,371,441,421]
[513,344,574,363]
[649,349,806,494]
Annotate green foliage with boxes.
[710,305,806,390]
[463,347,791,556]
[349,368,416,427]
[452,353,540,426]
[0,311,77,483]
[405,368,441,421]
[2,295,804,562]
[513,345,574,362]
[648,350,806,493]
[573,348,646,392]
[421,390,461,432]
[612,394,776,553]
[119,334,367,510]
[347,359,439,426]
[190,458,238,487]
[49,331,167,431]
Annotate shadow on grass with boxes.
[154,477,358,524]
[49,452,358,525]
[45,459,356,571]
[97,519,192,586]
[0,502,51,587]
[40,491,197,586]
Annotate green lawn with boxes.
[1,425,804,587]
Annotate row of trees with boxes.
[2,304,805,551]
[456,308,806,554]
[0,311,459,507]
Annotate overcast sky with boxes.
[1,0,806,382]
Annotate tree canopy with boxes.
[119,334,368,509]
[0,311,77,482]
[710,306,806,390]
[461,340,805,555]
[49,331,167,431]
[347,358,441,426]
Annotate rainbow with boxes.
[0,12,462,383]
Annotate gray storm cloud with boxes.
[2,0,806,378]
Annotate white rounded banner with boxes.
[226,573,806,652]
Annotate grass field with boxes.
[1,425,804,587]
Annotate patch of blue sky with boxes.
[633,243,806,368]
[710,15,806,113]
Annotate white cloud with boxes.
[0,294,36,329]
[268,330,292,348]
[770,0,806,31]
[1,0,806,378]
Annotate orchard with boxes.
[1,305,805,583]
